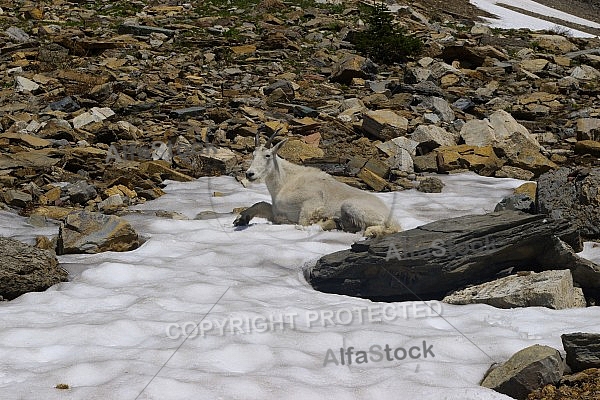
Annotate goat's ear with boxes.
[271,138,288,155]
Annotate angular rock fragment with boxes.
[561,333,600,372]
[443,270,586,309]
[362,109,408,140]
[330,54,375,84]
[3,190,33,207]
[71,107,115,129]
[61,211,139,254]
[15,76,39,93]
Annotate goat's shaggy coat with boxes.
[235,139,400,236]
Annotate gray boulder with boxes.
[0,237,67,300]
[481,345,565,400]
[561,333,600,372]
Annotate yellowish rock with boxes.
[230,44,257,55]
[514,182,537,200]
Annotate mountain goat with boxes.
[233,133,400,236]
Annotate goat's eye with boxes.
[265,154,271,158]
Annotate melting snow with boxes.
[1,173,599,399]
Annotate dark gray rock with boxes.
[305,211,600,301]
[169,106,206,119]
[494,194,535,214]
[46,96,80,113]
[291,104,319,118]
[0,237,67,300]
[263,80,295,98]
[453,97,475,111]
[537,167,600,238]
[414,96,455,122]
[561,333,600,372]
[66,180,97,205]
[118,24,176,37]
[481,345,565,400]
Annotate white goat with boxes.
[234,134,400,236]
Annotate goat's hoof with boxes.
[233,213,251,226]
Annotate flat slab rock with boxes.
[443,269,586,309]
[306,211,600,301]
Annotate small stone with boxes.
[571,65,600,80]
[230,44,256,55]
[362,109,408,140]
[0,237,66,300]
[277,140,324,163]
[519,59,549,73]
[357,168,387,191]
[445,269,585,309]
[99,194,124,210]
[3,190,32,207]
[417,177,444,193]
[66,181,97,205]
[0,132,51,148]
[412,125,457,149]
[71,107,115,129]
[576,118,600,141]
[15,76,40,93]
[533,34,578,53]
[494,193,535,213]
[169,106,206,119]
[436,145,503,176]
[413,153,438,172]
[139,161,194,182]
[471,23,491,35]
[5,26,31,42]
[330,54,375,84]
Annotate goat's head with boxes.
[245,132,287,182]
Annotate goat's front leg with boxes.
[233,201,274,226]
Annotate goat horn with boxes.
[265,127,283,148]
[255,132,260,147]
